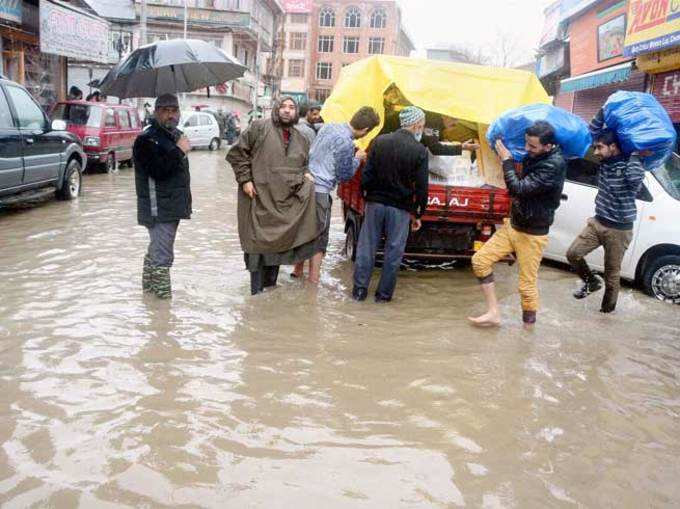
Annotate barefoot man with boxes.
[469,121,566,327]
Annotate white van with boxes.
[178,111,221,151]
[544,153,680,304]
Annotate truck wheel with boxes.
[345,222,358,262]
[105,153,116,173]
[209,138,220,151]
[57,159,82,201]
[642,255,680,304]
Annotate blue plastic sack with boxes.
[600,91,676,169]
[486,104,592,160]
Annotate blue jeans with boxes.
[353,202,411,301]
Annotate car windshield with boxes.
[652,153,680,201]
[52,104,102,127]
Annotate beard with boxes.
[278,115,295,127]
[163,118,180,129]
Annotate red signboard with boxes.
[653,70,680,122]
[283,0,312,13]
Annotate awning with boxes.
[560,62,633,93]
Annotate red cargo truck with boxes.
[339,158,511,262]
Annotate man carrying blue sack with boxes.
[566,130,645,313]
[470,121,566,327]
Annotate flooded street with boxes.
[1,149,679,508]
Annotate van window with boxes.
[118,110,131,128]
[653,153,680,201]
[52,103,102,127]
[0,88,15,128]
[129,110,140,128]
[184,115,199,127]
[5,85,45,129]
[105,109,116,127]
[200,114,213,126]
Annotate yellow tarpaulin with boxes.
[321,55,551,149]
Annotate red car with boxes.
[51,100,142,172]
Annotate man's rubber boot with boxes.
[600,288,617,314]
[522,310,537,325]
[263,266,280,289]
[250,270,265,295]
[572,260,602,299]
[142,255,153,293]
[152,266,172,299]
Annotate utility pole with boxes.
[183,0,188,103]
[140,0,148,46]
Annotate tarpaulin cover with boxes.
[486,103,592,159]
[601,91,677,168]
[320,55,551,149]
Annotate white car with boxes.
[544,153,680,304]
[178,111,221,151]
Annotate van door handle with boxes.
[25,138,34,144]
[561,193,568,201]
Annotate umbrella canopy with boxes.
[99,39,246,99]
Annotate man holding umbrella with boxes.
[134,94,192,299]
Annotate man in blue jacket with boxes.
[566,130,645,313]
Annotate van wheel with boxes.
[209,138,220,151]
[642,255,680,304]
[345,221,358,262]
[57,159,82,200]
[105,153,116,173]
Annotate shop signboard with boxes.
[40,0,110,63]
[624,0,680,56]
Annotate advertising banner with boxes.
[624,0,680,56]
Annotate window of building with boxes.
[370,9,387,28]
[343,36,360,54]
[319,7,335,27]
[290,13,308,24]
[345,7,361,28]
[288,59,305,78]
[316,62,332,80]
[314,89,331,102]
[368,37,385,54]
[289,32,307,50]
[318,35,334,53]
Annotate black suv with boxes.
[0,75,86,207]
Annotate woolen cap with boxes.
[155,93,179,109]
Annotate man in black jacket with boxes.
[470,121,566,326]
[352,106,429,302]
[134,94,192,299]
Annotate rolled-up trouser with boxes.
[566,218,633,308]
[353,202,411,301]
[314,192,333,255]
[471,219,549,312]
[146,221,180,268]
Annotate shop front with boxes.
[0,0,65,110]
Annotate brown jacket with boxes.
[227,119,317,254]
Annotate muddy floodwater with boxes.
[1,150,679,508]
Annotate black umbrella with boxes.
[99,39,247,99]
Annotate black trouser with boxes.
[250,266,280,295]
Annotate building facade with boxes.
[538,0,680,134]
[279,0,413,104]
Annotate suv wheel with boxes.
[209,138,220,151]
[643,254,680,304]
[344,221,359,262]
[57,159,82,200]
